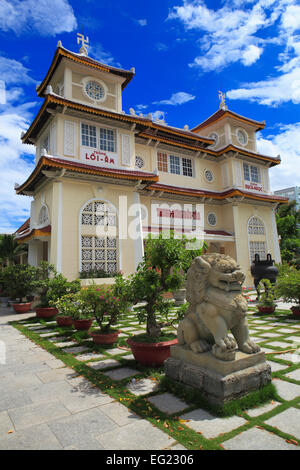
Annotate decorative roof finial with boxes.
[77,33,89,56]
[218,90,228,110]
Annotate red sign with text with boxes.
[80,148,118,168]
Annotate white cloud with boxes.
[0,56,35,86]
[281,4,300,32]
[227,66,300,105]
[0,0,77,36]
[136,19,147,27]
[241,45,263,66]
[0,102,35,233]
[89,43,122,68]
[168,0,273,71]
[257,123,300,191]
[153,91,195,106]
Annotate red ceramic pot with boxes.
[36,307,58,318]
[73,319,93,331]
[56,316,73,327]
[258,306,276,314]
[12,302,32,314]
[90,330,120,345]
[127,337,178,367]
[291,306,300,317]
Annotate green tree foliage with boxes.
[276,201,300,268]
[0,234,27,266]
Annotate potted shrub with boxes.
[69,295,94,330]
[51,294,77,326]
[275,265,300,317]
[35,262,80,319]
[257,278,276,314]
[1,264,37,313]
[79,281,129,345]
[126,232,205,366]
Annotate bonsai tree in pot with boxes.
[35,262,81,318]
[275,264,300,317]
[257,278,276,314]
[79,282,129,344]
[2,264,38,313]
[126,232,205,366]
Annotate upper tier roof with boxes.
[192,108,265,133]
[36,45,135,97]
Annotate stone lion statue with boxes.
[177,253,260,361]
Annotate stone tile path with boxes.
[0,298,299,450]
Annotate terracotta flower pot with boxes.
[56,316,73,327]
[291,306,300,317]
[73,318,93,331]
[12,302,32,314]
[127,337,178,367]
[36,307,58,319]
[90,330,120,345]
[258,306,276,314]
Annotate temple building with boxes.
[15,38,288,286]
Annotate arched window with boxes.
[38,205,49,226]
[248,216,267,262]
[80,200,118,274]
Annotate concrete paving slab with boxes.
[23,380,74,404]
[8,400,71,430]
[265,407,300,439]
[99,401,141,426]
[179,409,246,439]
[0,411,14,435]
[102,367,140,381]
[224,426,297,450]
[0,423,63,450]
[37,367,77,383]
[0,389,32,412]
[75,352,105,362]
[61,345,88,354]
[48,408,117,450]
[285,369,300,381]
[268,361,288,372]
[127,378,159,396]
[87,359,120,370]
[245,401,281,417]
[273,378,300,400]
[148,393,189,415]
[96,419,175,450]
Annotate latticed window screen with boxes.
[249,241,266,261]
[81,201,118,274]
[81,201,116,227]
[248,217,265,235]
[170,155,180,175]
[81,235,118,273]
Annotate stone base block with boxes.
[164,347,272,408]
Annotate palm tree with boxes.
[0,234,27,266]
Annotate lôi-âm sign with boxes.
[80,147,118,167]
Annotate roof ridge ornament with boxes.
[77,33,89,56]
[218,90,228,110]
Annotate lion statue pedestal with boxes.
[164,254,271,407]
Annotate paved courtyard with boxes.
[0,295,299,450]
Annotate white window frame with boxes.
[157,151,194,178]
[80,121,117,154]
[243,163,261,184]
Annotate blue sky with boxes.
[0,0,300,232]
